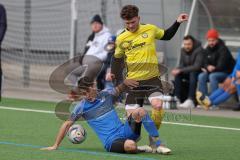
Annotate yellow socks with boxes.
[151,108,164,129]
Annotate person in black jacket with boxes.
[172,35,203,108]
[197,29,235,98]
[0,4,7,101]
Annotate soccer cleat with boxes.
[178,99,195,108]
[156,145,171,154]
[196,91,211,110]
[196,91,204,105]
[138,145,171,155]
[137,145,153,153]
[202,96,211,110]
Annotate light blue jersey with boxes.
[69,89,137,151]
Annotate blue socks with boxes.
[209,88,225,102]
[142,113,159,137]
[209,88,231,106]
[142,113,161,146]
[211,92,231,105]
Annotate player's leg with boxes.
[131,108,159,140]
[198,77,236,109]
[109,138,137,153]
[142,77,166,130]
[130,108,171,154]
[124,140,137,153]
[125,90,144,116]
[148,93,164,129]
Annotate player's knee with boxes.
[151,98,163,110]
[124,140,137,153]
[132,108,146,120]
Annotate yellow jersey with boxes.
[114,24,165,80]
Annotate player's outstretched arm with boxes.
[161,13,188,40]
[41,120,74,151]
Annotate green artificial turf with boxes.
[0,98,240,160]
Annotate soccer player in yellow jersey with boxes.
[110,5,188,152]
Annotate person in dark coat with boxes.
[197,29,235,98]
[172,35,203,108]
[0,4,7,101]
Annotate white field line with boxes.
[0,106,240,131]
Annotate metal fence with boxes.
[0,0,239,101]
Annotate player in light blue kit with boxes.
[41,80,171,154]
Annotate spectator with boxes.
[197,29,235,99]
[96,35,116,90]
[172,35,203,108]
[67,14,111,100]
[0,4,7,101]
[197,51,240,111]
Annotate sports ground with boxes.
[0,98,239,160]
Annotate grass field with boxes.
[0,98,240,160]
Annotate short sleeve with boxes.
[114,37,125,58]
[154,25,165,40]
[69,101,84,121]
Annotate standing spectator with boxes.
[197,29,235,98]
[67,14,111,100]
[172,35,203,108]
[0,4,7,101]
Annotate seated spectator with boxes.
[197,29,235,98]
[172,35,203,108]
[197,51,240,111]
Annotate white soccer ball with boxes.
[67,124,87,144]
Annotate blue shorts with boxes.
[107,117,141,152]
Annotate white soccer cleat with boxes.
[137,145,153,153]
[156,145,171,154]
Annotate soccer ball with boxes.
[67,124,87,144]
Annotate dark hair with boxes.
[120,5,139,20]
[183,35,195,42]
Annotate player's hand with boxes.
[123,79,139,89]
[171,69,181,76]
[221,77,232,90]
[207,65,215,72]
[177,13,188,23]
[40,145,58,151]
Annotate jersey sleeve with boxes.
[98,88,118,97]
[114,37,125,58]
[154,25,165,40]
[69,101,84,121]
